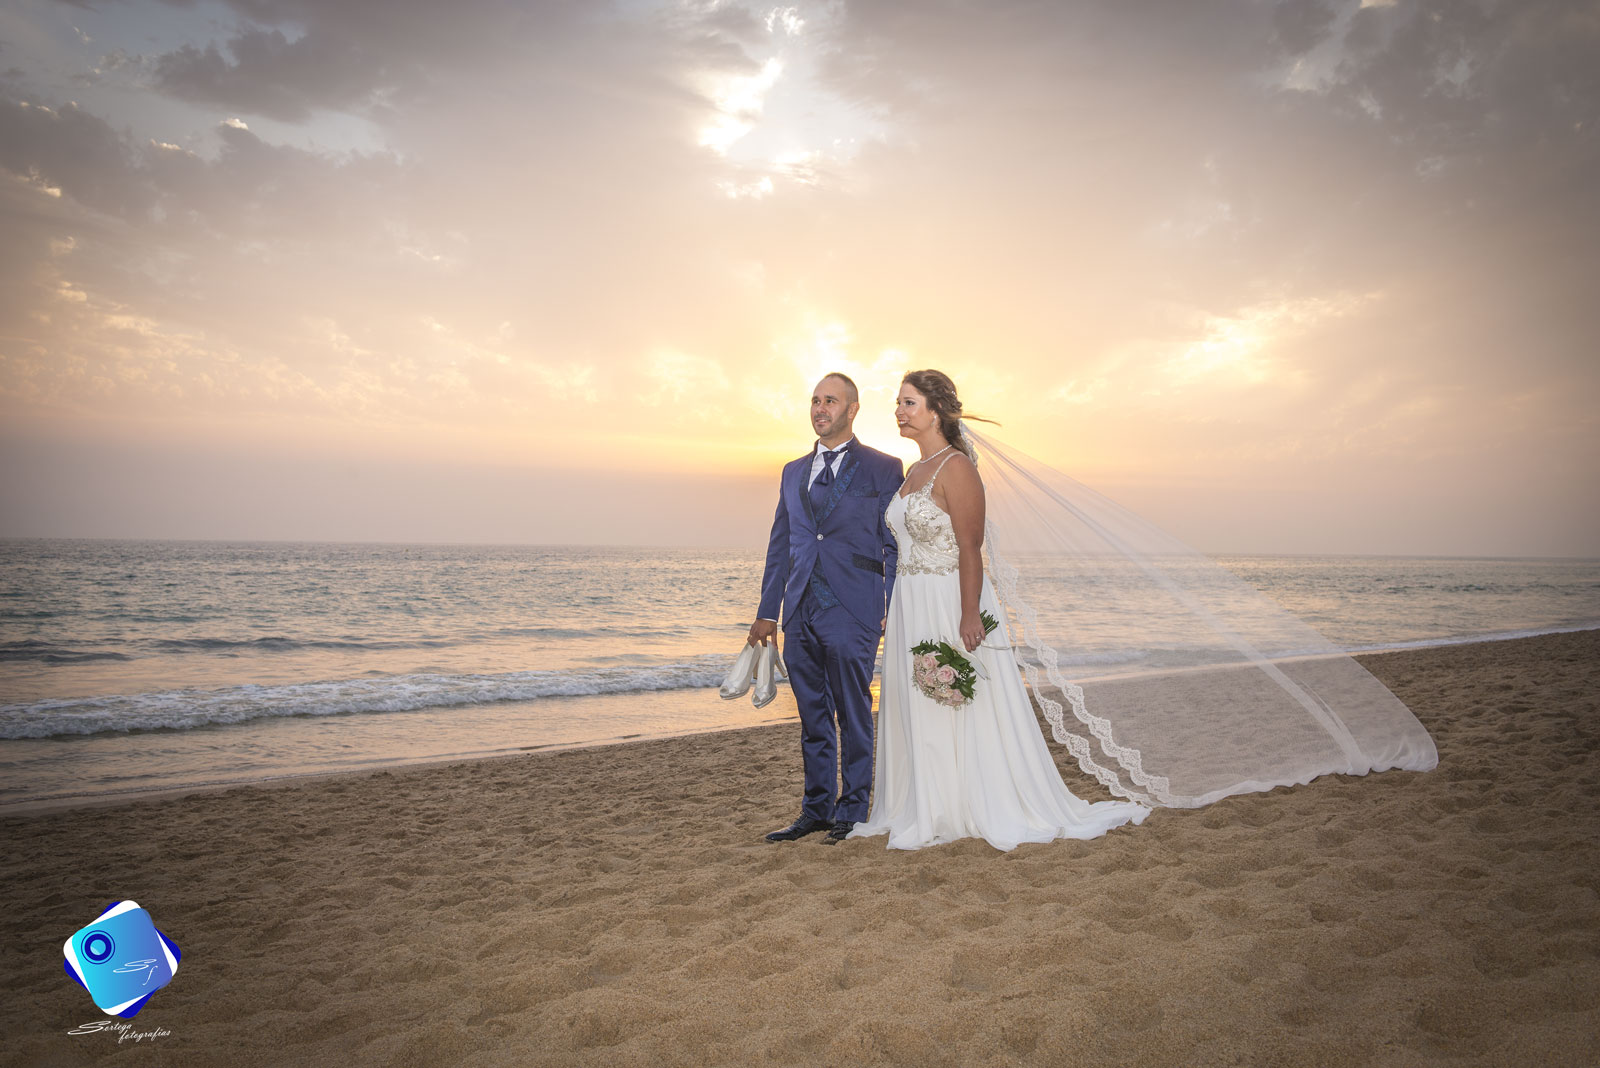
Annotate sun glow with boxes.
[1163,294,1378,392]
[697,58,784,156]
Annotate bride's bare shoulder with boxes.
[941,450,979,480]
[934,451,982,501]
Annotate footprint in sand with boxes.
[945,948,1004,992]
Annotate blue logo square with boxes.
[63,901,180,1017]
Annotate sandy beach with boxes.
[2,628,1596,1066]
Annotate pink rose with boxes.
[919,653,938,671]
[936,664,956,684]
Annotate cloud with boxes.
[128,0,759,125]
[0,2,771,449]
[1273,0,1341,56]
[152,25,393,122]
[698,55,784,154]
[0,98,146,217]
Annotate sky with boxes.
[0,0,1596,554]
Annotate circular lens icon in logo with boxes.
[82,930,116,964]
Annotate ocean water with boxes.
[2,539,1597,808]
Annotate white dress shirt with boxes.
[807,437,855,489]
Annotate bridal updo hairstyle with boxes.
[902,369,973,459]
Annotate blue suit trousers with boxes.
[784,588,879,823]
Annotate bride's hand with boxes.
[959,610,985,653]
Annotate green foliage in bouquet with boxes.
[909,611,1001,707]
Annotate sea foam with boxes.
[0,657,734,739]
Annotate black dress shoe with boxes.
[821,820,855,845]
[765,815,833,842]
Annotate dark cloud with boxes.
[136,0,695,122]
[807,0,1599,325]
[153,27,392,121]
[1273,0,1340,56]
[1,0,754,430]
[0,98,148,217]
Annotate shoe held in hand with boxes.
[751,642,786,708]
[719,642,759,700]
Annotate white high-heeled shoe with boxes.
[752,642,787,708]
[719,642,761,700]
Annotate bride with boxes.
[850,370,1150,850]
[850,369,1439,851]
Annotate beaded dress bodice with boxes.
[886,452,960,577]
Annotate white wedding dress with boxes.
[851,454,1150,851]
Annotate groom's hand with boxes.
[748,619,777,646]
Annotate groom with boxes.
[750,372,902,845]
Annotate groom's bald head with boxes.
[819,372,858,405]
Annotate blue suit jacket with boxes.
[758,440,903,630]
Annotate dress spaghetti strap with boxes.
[925,450,961,490]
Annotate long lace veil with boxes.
[963,425,1438,808]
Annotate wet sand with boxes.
[2,629,1596,1066]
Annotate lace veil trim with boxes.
[960,423,1437,809]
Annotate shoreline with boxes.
[0,718,794,816]
[1,628,1595,1065]
[1339,619,1600,654]
[3,624,1596,816]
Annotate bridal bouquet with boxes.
[911,611,1000,708]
